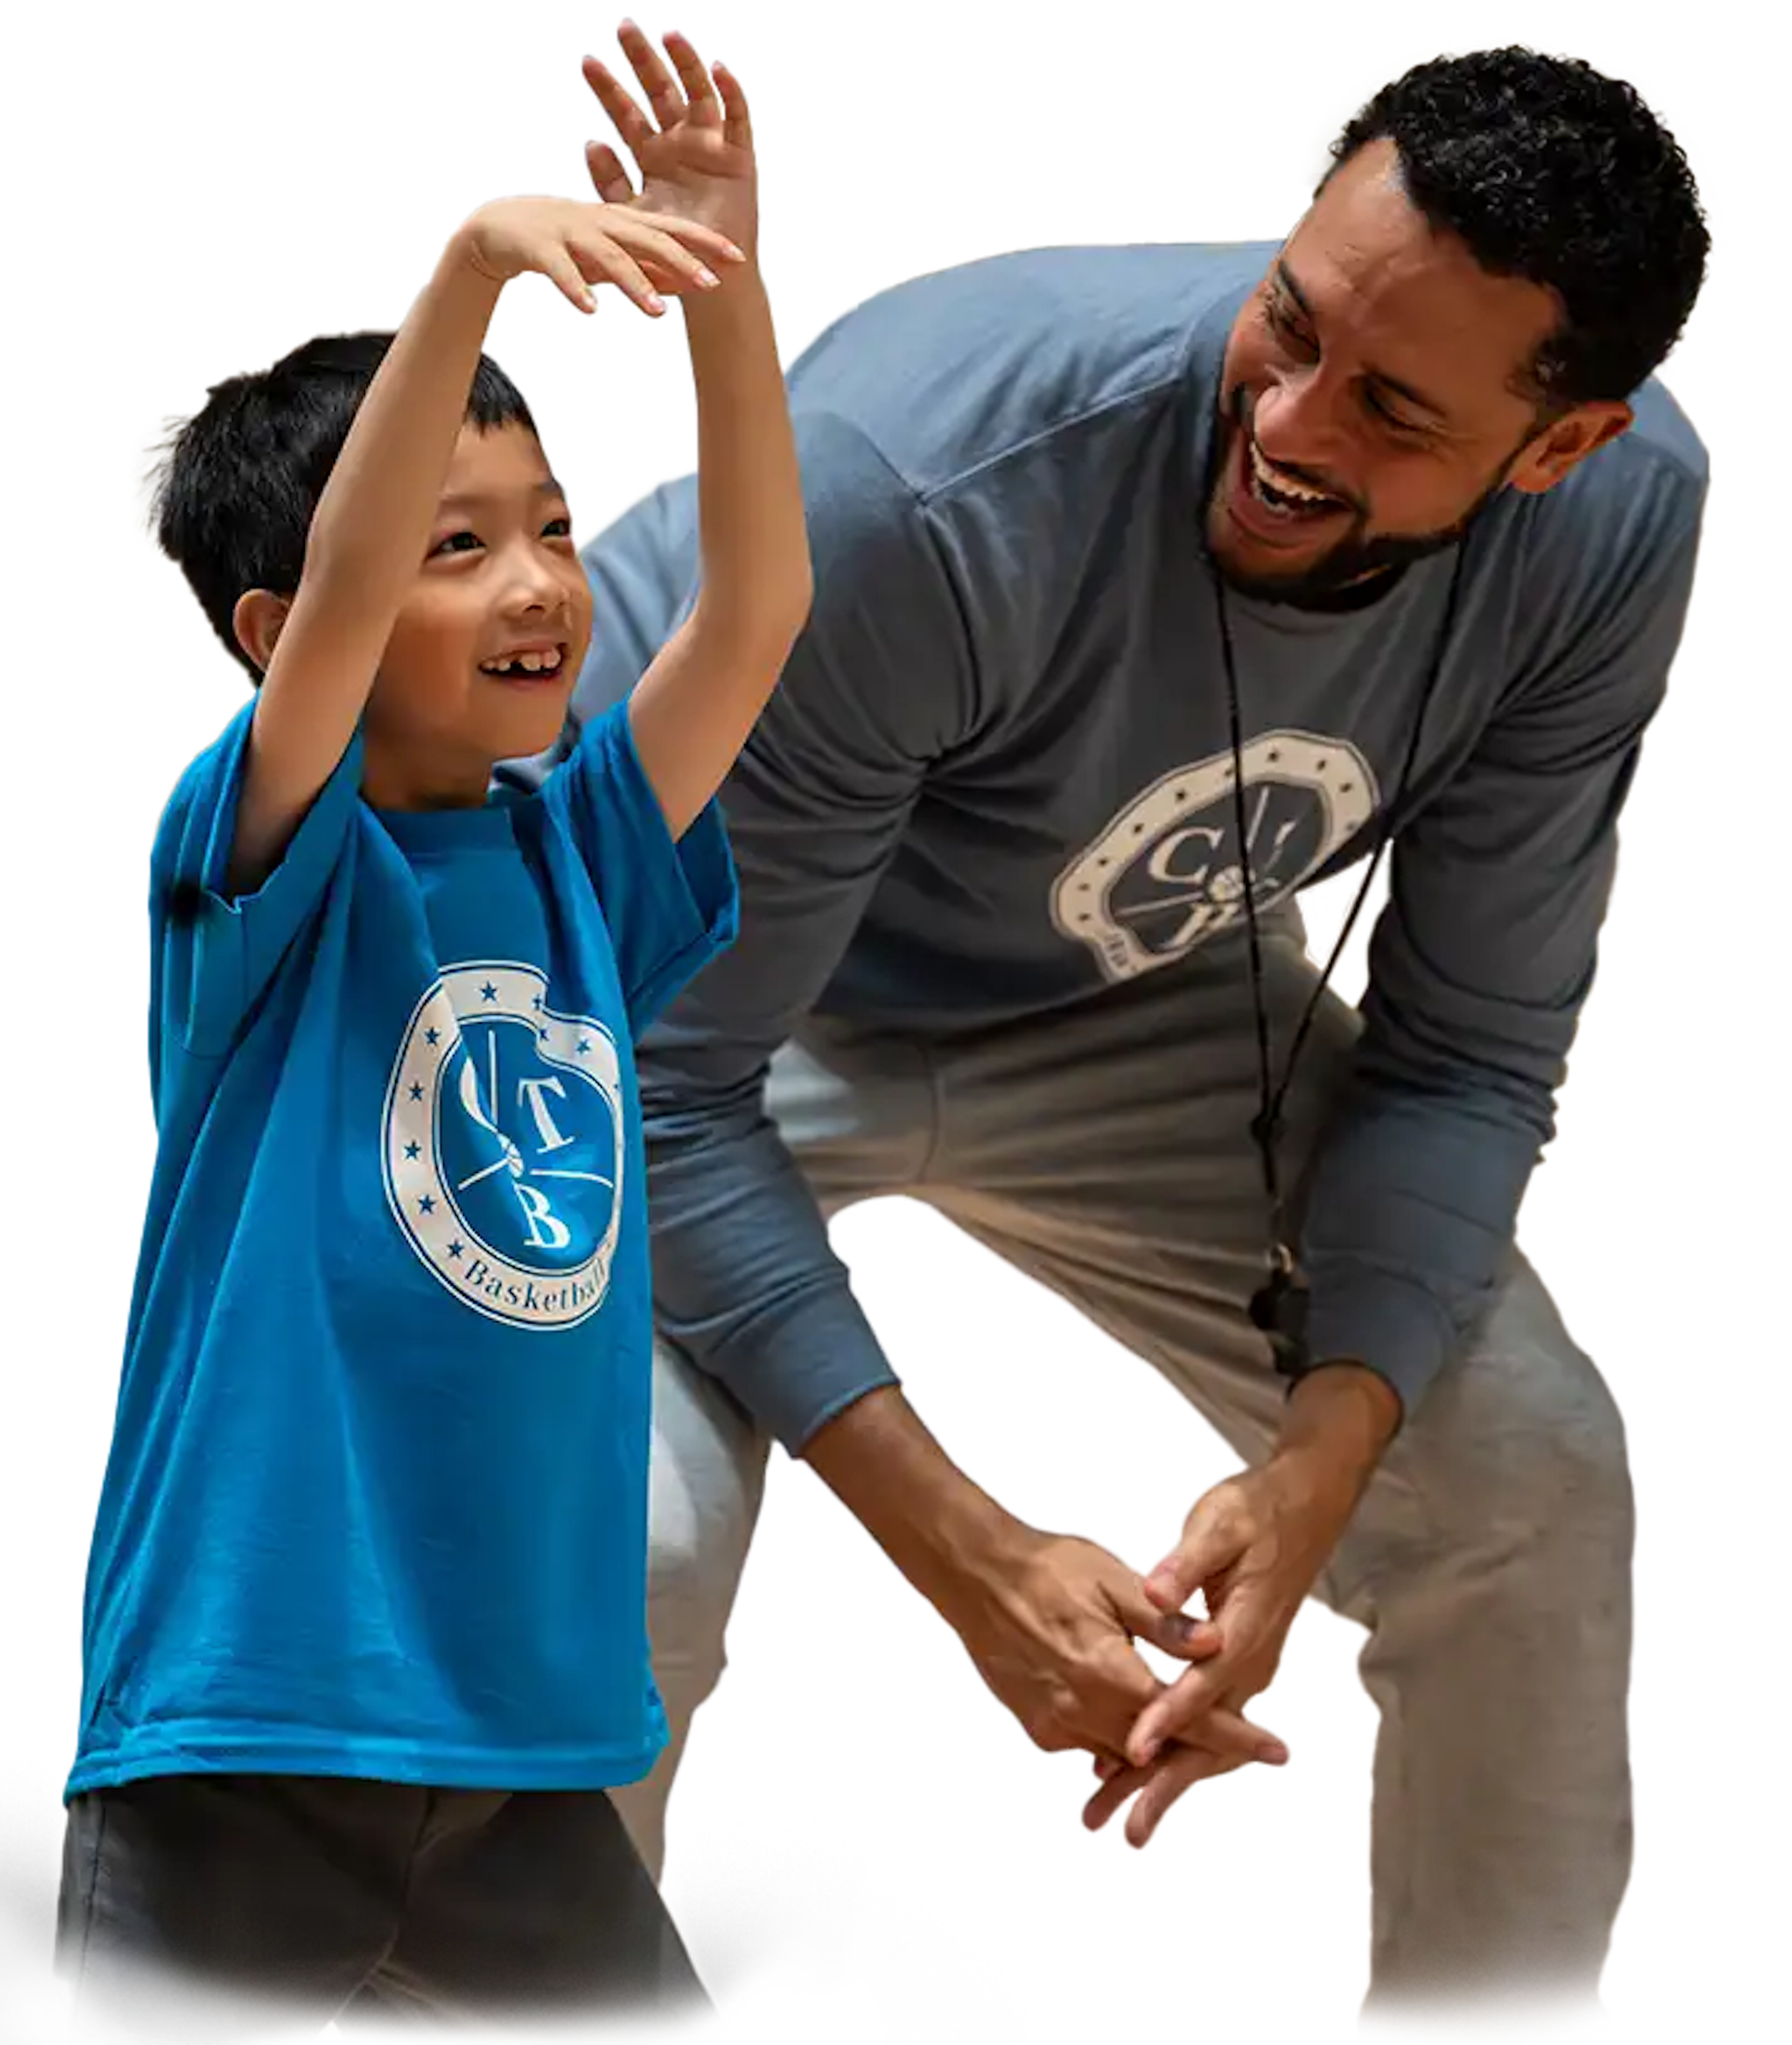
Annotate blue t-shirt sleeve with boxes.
[150,703,364,1070]
[543,698,738,1035]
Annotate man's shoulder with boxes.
[784,243,1268,498]
[1624,373,1708,488]
[1550,373,1708,537]
[789,242,1267,377]
[1487,372,1708,616]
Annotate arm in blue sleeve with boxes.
[150,706,362,1087]
[1298,481,1707,1423]
[605,415,978,1451]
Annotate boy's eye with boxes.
[431,530,482,557]
[429,519,568,560]
[542,516,572,539]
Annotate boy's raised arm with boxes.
[231,244,499,895]
[585,31,813,841]
[231,192,742,896]
[623,266,811,841]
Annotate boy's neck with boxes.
[361,742,497,814]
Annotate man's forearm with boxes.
[1269,1361,1403,1508]
[801,1370,1399,1595]
[802,1385,1025,1607]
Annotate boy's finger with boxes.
[707,60,756,146]
[544,249,597,314]
[585,138,634,199]
[577,245,663,317]
[614,214,744,268]
[581,52,650,147]
[643,230,721,290]
[654,24,716,108]
[609,16,679,119]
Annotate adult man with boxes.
[509,45,1708,2010]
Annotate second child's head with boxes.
[153,334,595,800]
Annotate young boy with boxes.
[57,26,807,2034]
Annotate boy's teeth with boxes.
[481,649,560,674]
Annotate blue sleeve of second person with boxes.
[544,698,739,1035]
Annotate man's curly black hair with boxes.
[1327,47,1708,407]
[133,36,1718,695]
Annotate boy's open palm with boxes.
[582,24,758,256]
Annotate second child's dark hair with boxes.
[152,332,537,679]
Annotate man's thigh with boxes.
[910,928,1628,1612]
[927,920,1334,1233]
[915,922,1331,1458]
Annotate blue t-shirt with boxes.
[68,700,737,1796]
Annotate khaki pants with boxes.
[619,914,1632,2012]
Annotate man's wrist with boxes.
[802,1386,1026,1605]
[1268,1360,1402,1505]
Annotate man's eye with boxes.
[1260,294,1301,345]
[431,530,482,557]
[1374,397,1432,437]
[1260,294,1432,437]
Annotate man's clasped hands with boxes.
[937,1464,1358,1865]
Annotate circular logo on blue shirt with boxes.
[382,962,624,1329]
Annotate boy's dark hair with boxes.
[1327,47,1708,406]
[151,332,537,679]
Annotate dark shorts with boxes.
[57,1773,707,2036]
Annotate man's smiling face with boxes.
[1208,139,1626,604]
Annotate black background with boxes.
[3,12,1718,2028]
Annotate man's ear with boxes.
[1513,397,1636,497]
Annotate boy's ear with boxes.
[233,589,292,675]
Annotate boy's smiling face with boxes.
[359,420,594,807]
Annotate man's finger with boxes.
[617,19,687,129]
[1130,1752,1237,1846]
[1150,1611,1225,1661]
[1144,1495,1245,1614]
[1108,1576,1225,1664]
[581,56,656,163]
[1081,1744,1246,1840]
[1064,1611,1219,1759]
[1181,1702,1288,1768]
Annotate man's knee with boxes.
[1400,1257,1634,1554]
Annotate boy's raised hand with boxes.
[582,24,757,257]
[462,191,749,319]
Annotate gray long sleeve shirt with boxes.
[515,243,1708,1448]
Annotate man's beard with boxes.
[1211,398,1530,605]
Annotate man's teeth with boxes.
[1248,441,1336,506]
[479,650,561,675]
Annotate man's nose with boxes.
[1252,367,1351,489]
